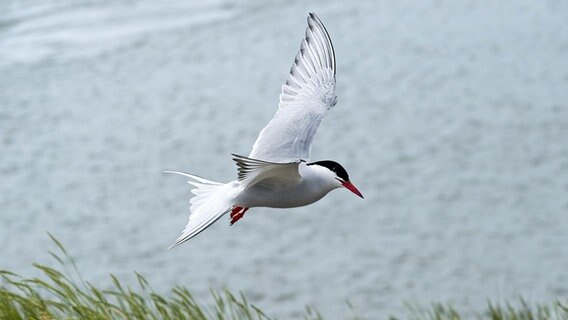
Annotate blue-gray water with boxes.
[1,0,567,318]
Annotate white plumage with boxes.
[249,13,337,162]
[166,13,363,248]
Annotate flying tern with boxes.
[166,13,363,248]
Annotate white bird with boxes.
[166,13,363,248]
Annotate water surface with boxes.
[1,1,567,318]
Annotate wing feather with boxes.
[248,13,337,162]
[232,154,301,189]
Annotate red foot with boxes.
[230,206,249,225]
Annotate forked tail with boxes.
[164,171,234,248]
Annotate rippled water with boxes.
[1,0,567,318]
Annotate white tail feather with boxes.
[164,171,235,248]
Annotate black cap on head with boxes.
[307,160,349,181]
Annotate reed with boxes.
[1,235,566,320]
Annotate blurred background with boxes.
[1,0,567,318]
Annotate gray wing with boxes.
[248,13,337,162]
[232,154,301,189]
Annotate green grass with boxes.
[392,301,568,320]
[1,235,566,319]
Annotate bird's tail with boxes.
[164,171,235,248]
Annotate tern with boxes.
[166,13,363,248]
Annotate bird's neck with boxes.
[300,163,339,193]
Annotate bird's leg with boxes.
[230,207,249,225]
[230,206,242,219]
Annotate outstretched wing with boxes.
[248,13,337,163]
[232,154,301,189]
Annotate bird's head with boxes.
[307,160,364,198]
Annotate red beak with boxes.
[341,180,364,199]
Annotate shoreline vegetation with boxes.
[1,236,567,320]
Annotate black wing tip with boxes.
[231,153,244,160]
[232,153,274,164]
[307,12,323,26]
[307,13,320,28]
[305,12,336,76]
[232,153,260,160]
